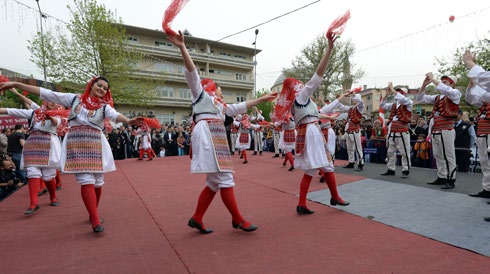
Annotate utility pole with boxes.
[35,0,48,88]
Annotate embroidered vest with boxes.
[387,104,412,133]
[67,96,106,130]
[29,112,58,135]
[192,91,220,121]
[429,95,459,131]
[347,107,362,132]
[476,103,490,135]
[292,98,319,125]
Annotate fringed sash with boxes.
[239,133,249,144]
[284,129,295,143]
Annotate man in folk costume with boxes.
[317,93,351,182]
[234,114,261,164]
[252,108,265,156]
[0,90,68,215]
[229,115,240,155]
[463,50,490,205]
[136,124,153,161]
[379,82,413,178]
[338,92,365,171]
[272,17,350,215]
[418,73,461,189]
[167,30,277,234]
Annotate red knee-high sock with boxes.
[39,179,46,191]
[323,172,340,200]
[45,178,57,202]
[242,150,248,161]
[298,174,313,207]
[145,149,153,159]
[221,187,251,227]
[139,149,144,159]
[81,185,100,227]
[192,186,216,225]
[55,170,62,188]
[286,152,294,166]
[95,187,102,207]
[27,178,40,208]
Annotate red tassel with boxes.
[162,0,190,36]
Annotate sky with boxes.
[1,0,489,92]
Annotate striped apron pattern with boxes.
[23,131,51,167]
[207,120,233,172]
[64,126,103,172]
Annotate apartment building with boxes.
[118,24,260,125]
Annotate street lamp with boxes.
[252,29,259,99]
[35,0,48,88]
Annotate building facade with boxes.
[117,25,260,125]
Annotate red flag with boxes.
[378,94,386,128]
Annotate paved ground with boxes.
[1,152,489,273]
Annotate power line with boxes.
[214,0,321,43]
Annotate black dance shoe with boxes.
[24,205,40,215]
[232,221,258,232]
[296,205,314,215]
[343,163,355,168]
[330,198,350,206]
[93,224,104,233]
[188,218,213,234]
[381,170,395,176]
[288,167,294,171]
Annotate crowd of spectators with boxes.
[334,113,478,172]
[105,122,192,160]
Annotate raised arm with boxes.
[316,35,336,77]
[9,88,35,108]
[0,82,40,96]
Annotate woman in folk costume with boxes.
[0,77,140,233]
[272,12,351,215]
[136,121,160,161]
[234,114,261,164]
[274,116,296,171]
[166,29,277,234]
[0,88,68,215]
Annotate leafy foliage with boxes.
[28,0,159,105]
[282,35,364,101]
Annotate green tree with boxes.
[251,88,274,121]
[435,39,489,85]
[435,38,489,111]
[282,35,364,101]
[28,0,158,105]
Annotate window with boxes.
[127,36,138,43]
[223,91,233,97]
[209,69,232,76]
[156,86,175,97]
[157,113,175,125]
[236,73,246,81]
[236,92,247,102]
[155,62,173,73]
[219,52,231,57]
[179,88,191,99]
[367,95,372,100]
[155,41,172,47]
[234,54,247,60]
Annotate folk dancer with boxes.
[418,73,461,189]
[338,93,365,171]
[0,90,67,215]
[463,49,490,204]
[167,29,277,233]
[379,83,413,178]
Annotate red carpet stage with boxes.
[1,153,488,273]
